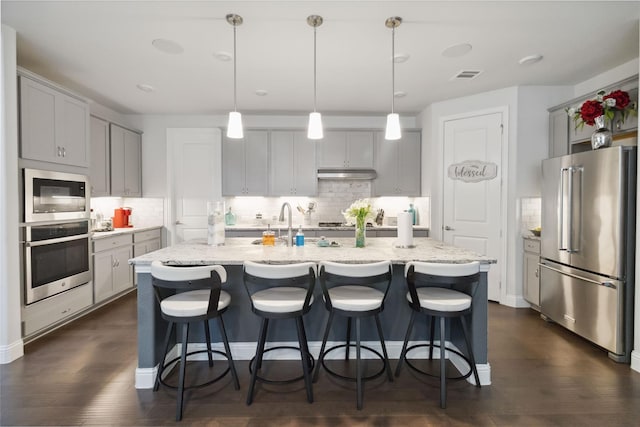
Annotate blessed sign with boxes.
[447,160,498,183]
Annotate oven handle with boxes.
[24,233,90,247]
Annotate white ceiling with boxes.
[2,1,639,116]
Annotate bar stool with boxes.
[395,261,481,409]
[313,260,393,410]
[243,261,316,405]
[151,261,240,421]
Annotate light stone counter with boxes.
[132,237,494,389]
[129,237,493,267]
[92,225,163,240]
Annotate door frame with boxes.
[434,107,509,305]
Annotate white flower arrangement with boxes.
[342,199,375,226]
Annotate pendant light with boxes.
[226,14,244,139]
[385,16,402,141]
[307,15,324,140]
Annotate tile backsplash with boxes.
[521,197,541,233]
[91,197,164,228]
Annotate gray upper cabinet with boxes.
[90,116,110,197]
[270,131,317,196]
[110,124,142,197]
[222,130,269,196]
[19,75,89,167]
[317,131,374,168]
[373,130,421,196]
[613,82,638,133]
[548,108,570,158]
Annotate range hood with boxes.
[317,168,377,180]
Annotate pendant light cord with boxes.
[313,26,318,113]
[233,23,238,113]
[391,25,395,115]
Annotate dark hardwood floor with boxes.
[2,291,640,426]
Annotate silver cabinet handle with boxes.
[444,225,455,231]
[62,147,66,157]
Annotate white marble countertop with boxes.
[225,224,430,232]
[92,225,163,240]
[129,237,495,267]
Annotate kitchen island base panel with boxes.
[136,262,490,387]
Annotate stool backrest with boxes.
[318,261,393,309]
[404,261,480,310]
[151,261,227,316]
[243,261,317,314]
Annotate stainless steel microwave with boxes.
[23,168,90,222]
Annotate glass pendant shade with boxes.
[385,113,401,140]
[307,112,323,139]
[227,111,243,139]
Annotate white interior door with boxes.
[443,113,503,301]
[167,128,221,244]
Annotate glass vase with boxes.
[591,115,612,150]
[355,217,366,248]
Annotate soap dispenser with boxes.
[295,226,305,246]
[225,207,236,226]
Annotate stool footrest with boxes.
[158,349,233,390]
[249,345,315,385]
[321,343,387,382]
[403,343,473,381]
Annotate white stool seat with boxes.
[328,285,384,311]
[251,287,314,313]
[161,289,231,317]
[407,287,471,312]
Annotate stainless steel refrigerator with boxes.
[540,146,636,363]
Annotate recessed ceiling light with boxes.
[519,54,543,65]
[442,43,472,58]
[393,53,410,63]
[255,89,268,96]
[136,83,155,93]
[151,38,184,54]
[394,91,407,98]
[214,51,232,62]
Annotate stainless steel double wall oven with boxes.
[22,168,91,304]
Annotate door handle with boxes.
[444,225,455,231]
[175,220,183,225]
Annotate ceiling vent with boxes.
[452,70,482,80]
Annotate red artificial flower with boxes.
[579,99,604,126]
[603,90,631,110]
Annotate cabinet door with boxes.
[124,129,142,196]
[317,131,347,168]
[346,131,374,168]
[524,251,540,306]
[57,95,89,167]
[110,124,126,196]
[222,135,247,196]
[396,131,421,195]
[270,131,295,195]
[293,132,317,195]
[372,131,398,195]
[90,116,110,196]
[568,98,596,144]
[19,76,57,163]
[549,108,569,158]
[112,246,133,293]
[243,131,269,195]
[613,86,638,133]
[93,251,114,303]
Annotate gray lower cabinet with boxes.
[133,229,162,257]
[93,234,134,303]
[21,283,93,337]
[19,74,90,167]
[373,130,421,196]
[90,116,110,196]
[110,124,142,197]
[523,238,541,309]
[270,131,317,196]
[222,130,269,196]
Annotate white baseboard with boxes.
[502,294,531,308]
[135,339,492,389]
[0,338,24,364]
[631,350,640,373]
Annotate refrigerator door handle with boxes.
[538,263,617,289]
[559,167,570,251]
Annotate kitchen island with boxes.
[130,237,495,388]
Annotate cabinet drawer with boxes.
[523,239,541,253]
[22,283,92,336]
[134,228,161,242]
[93,234,133,252]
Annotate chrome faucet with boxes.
[279,202,293,246]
